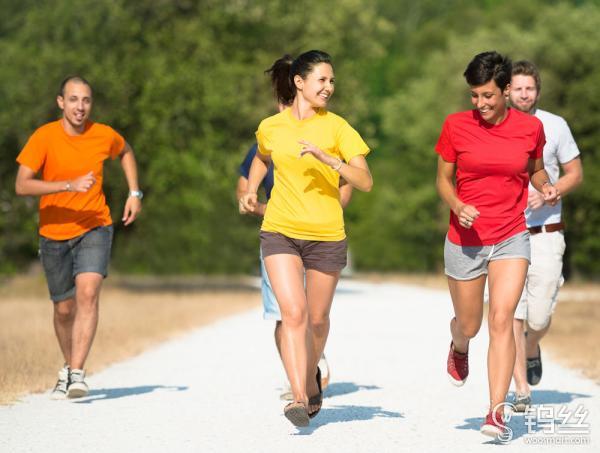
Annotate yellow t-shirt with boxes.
[256,108,370,241]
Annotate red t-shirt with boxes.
[435,108,545,246]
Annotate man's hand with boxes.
[122,196,142,226]
[70,171,96,192]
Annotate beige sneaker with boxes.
[50,365,70,400]
[67,369,89,398]
[279,380,293,401]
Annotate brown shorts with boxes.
[260,231,347,272]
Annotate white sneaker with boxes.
[318,354,330,391]
[279,380,293,401]
[50,365,70,400]
[67,369,89,398]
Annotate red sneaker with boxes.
[447,342,469,386]
[480,410,507,439]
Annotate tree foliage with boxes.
[0,0,598,278]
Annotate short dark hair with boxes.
[265,50,333,106]
[463,51,512,90]
[512,60,541,92]
[58,76,93,97]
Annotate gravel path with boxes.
[1,281,598,452]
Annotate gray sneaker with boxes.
[67,369,89,398]
[50,365,70,400]
[512,392,531,412]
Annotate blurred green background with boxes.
[1,0,598,278]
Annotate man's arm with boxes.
[528,157,582,210]
[119,142,142,226]
[236,175,266,217]
[15,165,95,196]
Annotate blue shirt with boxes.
[239,144,274,200]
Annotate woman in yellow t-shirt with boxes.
[240,50,373,427]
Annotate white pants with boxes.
[514,231,565,330]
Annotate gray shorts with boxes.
[39,225,114,302]
[444,230,530,281]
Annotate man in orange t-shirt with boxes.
[15,76,143,399]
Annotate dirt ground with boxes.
[1,273,598,404]
[0,274,261,405]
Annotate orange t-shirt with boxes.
[17,120,125,240]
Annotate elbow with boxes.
[361,178,373,193]
[15,181,26,196]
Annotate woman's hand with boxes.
[239,192,258,214]
[455,203,480,229]
[298,140,339,168]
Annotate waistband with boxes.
[528,221,564,235]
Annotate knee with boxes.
[76,286,100,308]
[281,306,307,329]
[488,310,514,336]
[527,317,551,332]
[310,314,330,335]
[54,301,75,321]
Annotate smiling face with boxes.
[470,79,509,125]
[509,74,539,114]
[57,80,92,134]
[294,63,335,108]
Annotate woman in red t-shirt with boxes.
[435,51,559,440]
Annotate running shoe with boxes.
[512,392,531,412]
[480,410,507,439]
[67,369,89,398]
[447,342,469,386]
[279,380,293,401]
[50,365,70,400]
[318,353,330,391]
[527,344,542,386]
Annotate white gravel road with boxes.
[1,281,598,452]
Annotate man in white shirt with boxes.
[509,60,584,411]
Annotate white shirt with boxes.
[525,109,580,227]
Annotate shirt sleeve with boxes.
[16,129,47,173]
[556,118,580,163]
[239,145,257,178]
[255,122,271,156]
[435,118,456,162]
[109,128,126,160]
[336,119,370,163]
[530,121,546,160]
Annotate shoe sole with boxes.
[513,401,530,413]
[50,392,67,400]
[448,374,467,387]
[67,386,89,399]
[480,424,503,439]
[284,406,310,427]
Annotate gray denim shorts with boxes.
[444,230,530,281]
[39,225,114,302]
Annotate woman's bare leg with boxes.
[264,254,309,406]
[447,275,486,353]
[305,268,340,410]
[487,258,528,411]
